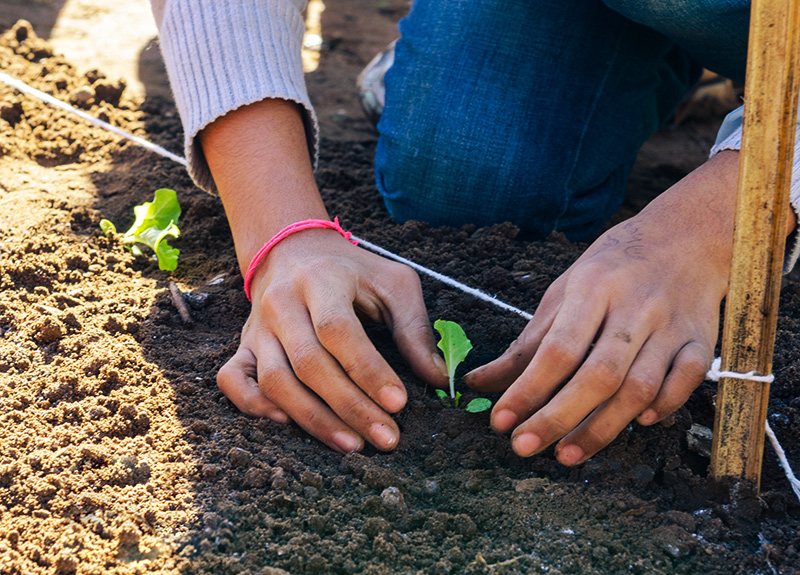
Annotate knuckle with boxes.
[292,403,322,430]
[541,334,582,366]
[395,264,421,288]
[290,342,326,381]
[589,357,623,387]
[623,372,661,407]
[303,406,321,427]
[335,396,371,424]
[260,284,293,315]
[342,359,384,391]
[678,356,709,383]
[641,299,669,326]
[314,310,350,344]
[539,409,574,437]
[293,264,322,286]
[216,365,234,392]
[257,363,288,398]
[570,261,611,287]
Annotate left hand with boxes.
[465,151,754,465]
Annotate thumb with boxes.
[382,285,448,387]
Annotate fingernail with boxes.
[638,409,657,426]
[369,423,398,450]
[491,409,518,432]
[378,385,406,412]
[512,433,541,457]
[558,444,584,466]
[332,432,362,453]
[463,366,481,383]
[432,353,448,379]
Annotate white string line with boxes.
[766,422,800,501]
[706,357,775,383]
[0,68,529,318]
[9,70,797,500]
[0,71,187,167]
[351,236,533,320]
[706,358,800,503]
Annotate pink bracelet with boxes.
[244,217,359,301]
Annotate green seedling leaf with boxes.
[130,220,181,271]
[434,319,473,401]
[127,188,181,237]
[435,389,448,401]
[464,398,492,413]
[99,219,116,235]
[100,188,182,271]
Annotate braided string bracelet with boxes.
[705,358,800,502]
[243,217,359,301]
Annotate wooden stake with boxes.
[710,0,800,487]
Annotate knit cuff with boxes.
[158,0,317,194]
[710,105,800,272]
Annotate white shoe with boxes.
[356,41,396,126]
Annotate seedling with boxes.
[100,188,181,271]
[433,319,492,413]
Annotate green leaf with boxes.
[434,319,473,401]
[131,221,181,271]
[124,188,181,237]
[455,391,462,409]
[435,389,448,400]
[464,398,492,413]
[102,189,182,271]
[99,219,116,235]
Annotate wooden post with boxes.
[710,0,800,487]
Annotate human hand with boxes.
[465,151,747,465]
[217,229,448,453]
[197,98,447,453]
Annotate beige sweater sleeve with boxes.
[148,0,316,194]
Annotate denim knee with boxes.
[603,0,748,27]
[375,124,629,241]
[375,129,571,239]
[374,0,704,241]
[602,0,749,80]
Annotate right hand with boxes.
[216,228,449,453]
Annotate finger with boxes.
[217,346,289,423]
[307,286,407,413]
[505,319,647,457]
[464,284,563,392]
[251,333,367,453]
[637,340,711,426]
[376,265,449,387]
[489,281,608,433]
[273,307,402,451]
[554,338,672,465]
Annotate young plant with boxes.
[100,188,181,271]
[433,319,492,413]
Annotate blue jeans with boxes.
[375,0,750,240]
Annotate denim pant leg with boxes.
[603,0,750,82]
[374,0,743,240]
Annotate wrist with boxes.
[197,99,331,274]
[244,218,358,300]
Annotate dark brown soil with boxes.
[0,6,798,575]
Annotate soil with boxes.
[1,3,799,575]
